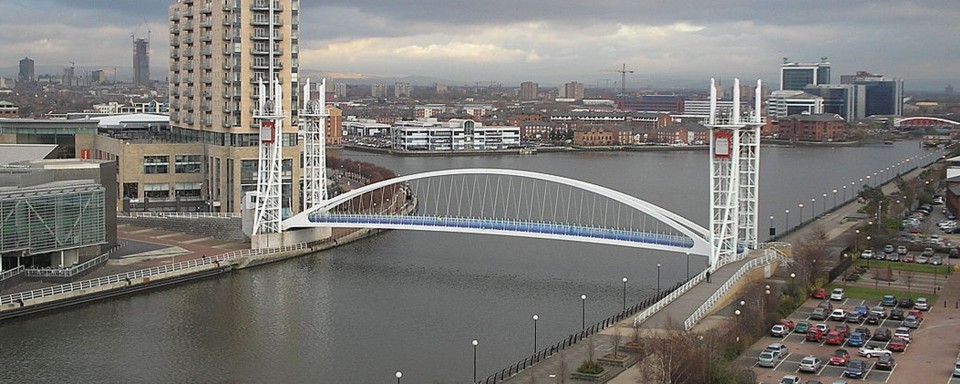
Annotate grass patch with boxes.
[854,258,954,275]
[824,284,938,303]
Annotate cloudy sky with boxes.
[2,0,958,90]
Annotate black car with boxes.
[873,328,892,341]
[866,312,881,324]
[890,308,905,320]
[898,297,915,308]
[876,354,895,370]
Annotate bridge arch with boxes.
[284,168,712,256]
[894,117,960,128]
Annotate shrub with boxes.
[576,360,605,375]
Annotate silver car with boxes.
[799,355,823,372]
[758,351,780,367]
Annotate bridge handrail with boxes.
[120,212,241,219]
[682,248,789,330]
[0,266,25,283]
[632,269,707,327]
[23,243,125,278]
[0,242,309,306]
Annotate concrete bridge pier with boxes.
[251,227,331,249]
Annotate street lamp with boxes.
[843,185,847,201]
[472,339,479,383]
[785,209,790,229]
[580,294,587,330]
[533,314,539,354]
[798,203,804,223]
[686,252,691,279]
[832,189,838,209]
[769,215,775,239]
[396,371,402,384]
[622,277,628,311]
[656,263,662,295]
[811,198,816,218]
[822,193,827,213]
[855,229,860,251]
[735,309,741,329]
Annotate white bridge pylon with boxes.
[283,168,713,257]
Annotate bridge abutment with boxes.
[252,227,331,249]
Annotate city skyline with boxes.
[1,0,958,91]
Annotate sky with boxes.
[2,0,959,91]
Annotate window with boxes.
[122,183,139,199]
[175,155,202,173]
[144,155,169,174]
[175,182,203,199]
[144,183,170,199]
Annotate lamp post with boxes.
[843,185,847,201]
[396,371,402,384]
[785,209,790,229]
[798,203,804,223]
[769,215,775,239]
[811,198,816,218]
[789,272,796,296]
[580,294,586,330]
[734,309,741,330]
[656,263,662,295]
[686,252,691,279]
[832,189,838,209]
[533,314,539,354]
[622,277,628,311]
[472,339,478,383]
[855,229,860,251]
[823,193,827,213]
[763,285,771,319]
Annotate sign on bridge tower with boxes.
[706,78,764,270]
[301,78,329,209]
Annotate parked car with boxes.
[799,356,823,373]
[860,249,874,259]
[811,287,828,299]
[870,306,888,318]
[872,328,892,342]
[902,253,915,263]
[915,298,929,311]
[898,297,914,308]
[825,331,845,345]
[829,348,851,366]
[894,327,912,342]
[845,312,863,324]
[834,324,850,337]
[886,252,900,262]
[846,333,867,347]
[830,288,845,301]
[916,255,929,264]
[854,327,871,340]
[881,295,897,306]
[795,321,810,333]
[866,312,881,324]
[884,244,895,254]
[953,360,960,377]
[859,345,892,357]
[888,337,908,352]
[817,301,834,312]
[771,324,790,337]
[907,309,924,322]
[806,329,825,342]
[890,307,905,320]
[844,360,866,378]
[758,350,781,367]
[830,309,847,321]
[922,247,935,257]
[897,245,908,255]
[853,305,868,316]
[779,375,801,384]
[814,323,829,333]
[931,255,944,265]
[779,319,796,330]
[765,343,789,357]
[876,354,895,370]
[811,307,829,321]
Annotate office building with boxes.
[803,84,865,121]
[18,57,34,83]
[161,0,300,213]
[780,58,831,90]
[520,81,539,101]
[767,90,824,119]
[134,37,150,87]
[391,118,520,151]
[840,71,903,117]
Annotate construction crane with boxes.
[599,63,635,96]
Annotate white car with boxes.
[915,297,929,311]
[830,288,845,301]
[830,309,847,321]
[894,327,912,342]
[778,375,801,384]
[860,249,874,259]
[799,356,823,372]
[897,245,908,255]
[858,345,892,357]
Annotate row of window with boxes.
[144,155,203,174]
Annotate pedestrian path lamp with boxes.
[656,264,662,295]
[832,189,838,209]
[798,203,804,223]
[735,309,741,330]
[395,371,402,384]
[823,194,827,213]
[769,216,775,239]
[580,294,587,330]
[472,339,478,383]
[811,198,816,218]
[785,209,790,229]
[532,314,538,354]
[621,277,628,311]
[843,185,847,201]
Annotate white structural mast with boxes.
[706,78,763,270]
[301,78,330,209]
[252,1,284,236]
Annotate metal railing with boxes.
[633,269,707,327]
[0,266,24,283]
[120,212,240,219]
[682,248,789,330]
[23,243,125,278]
[1,242,309,306]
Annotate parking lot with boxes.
[741,290,960,384]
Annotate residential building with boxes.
[415,104,447,118]
[90,69,108,84]
[325,105,343,145]
[654,122,708,145]
[559,81,584,100]
[391,118,520,151]
[573,127,615,146]
[768,114,846,141]
[520,81,539,101]
[0,101,18,118]
[134,37,150,87]
[780,58,831,90]
[334,82,347,99]
[840,71,903,117]
[618,95,684,113]
[683,100,734,118]
[394,82,412,98]
[371,83,387,98]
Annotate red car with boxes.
[834,325,850,338]
[888,338,908,352]
[812,288,828,299]
[806,328,824,342]
[825,331,845,345]
[830,348,851,365]
[907,310,924,322]
[779,319,796,330]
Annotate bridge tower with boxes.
[301,78,329,209]
[251,0,285,236]
[705,78,764,270]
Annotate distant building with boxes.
[768,113,846,142]
[780,58,831,90]
[520,81,539,101]
[618,95,684,113]
[18,57,34,83]
[133,38,150,87]
[683,100,734,117]
[0,101,18,118]
[435,83,448,94]
[767,90,824,119]
[394,82,412,98]
[90,69,107,84]
[415,104,447,118]
[559,81,584,100]
[803,84,865,121]
[840,71,903,117]
[325,105,343,145]
[334,82,347,99]
[655,122,709,145]
[372,83,388,98]
[573,127,615,146]
[391,118,520,151]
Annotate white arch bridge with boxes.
[283,168,716,259]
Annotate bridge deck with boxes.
[307,214,696,248]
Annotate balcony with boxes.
[170,51,180,59]
[201,47,212,56]
[183,62,194,71]
[202,90,211,98]
[202,76,212,84]
[202,117,213,127]
[183,21,194,31]
[171,26,180,35]
[200,102,212,112]
[181,36,193,45]
[251,1,282,11]
[170,12,180,21]
[200,4,212,14]
[200,33,212,42]
[184,77,195,86]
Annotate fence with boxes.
[0,242,309,306]
[682,248,789,330]
[120,212,240,219]
[0,266,24,283]
[633,269,707,327]
[476,281,684,384]
[23,243,126,278]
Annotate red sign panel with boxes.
[713,131,732,158]
[260,122,275,144]
[80,149,90,159]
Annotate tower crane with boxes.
[598,63,635,96]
